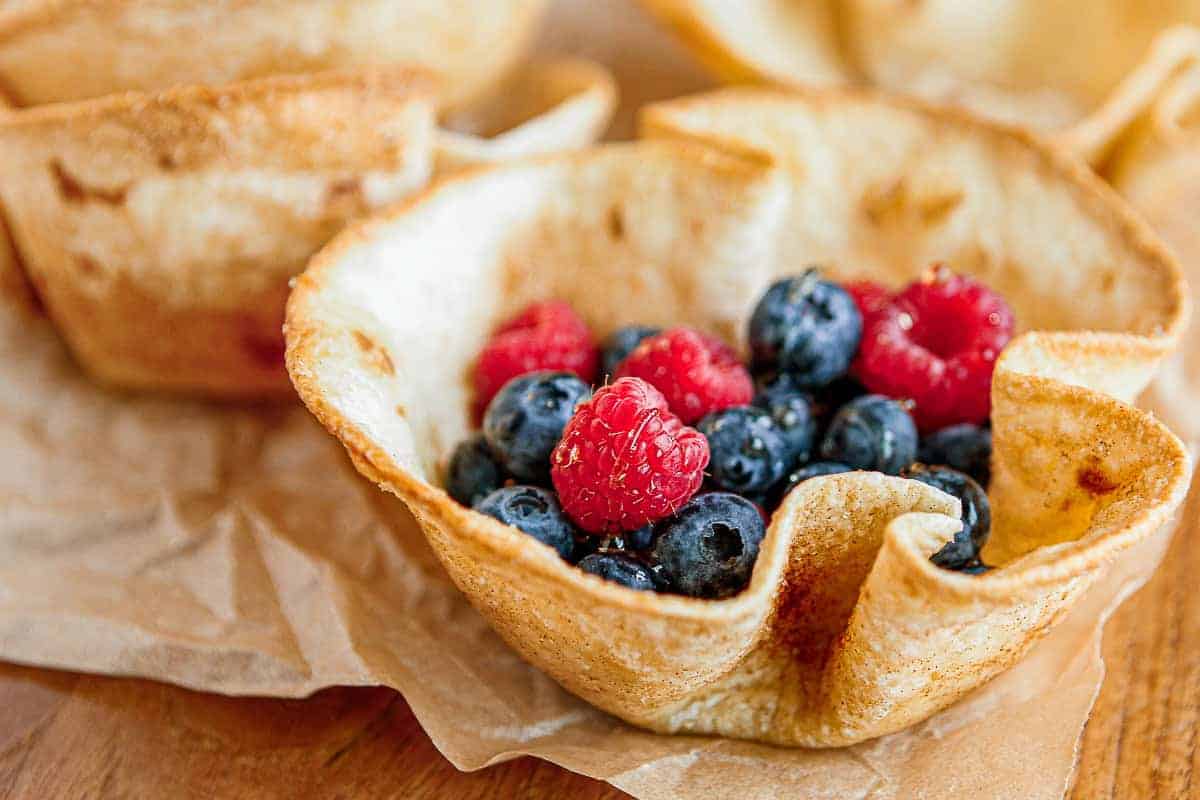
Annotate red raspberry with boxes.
[474,301,598,413]
[855,266,1015,431]
[845,280,892,324]
[551,377,709,533]
[615,327,752,424]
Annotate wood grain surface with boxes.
[1,486,1196,800]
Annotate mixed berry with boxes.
[451,265,1014,597]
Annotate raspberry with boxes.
[474,301,598,413]
[855,266,1015,431]
[615,327,752,424]
[551,377,709,533]
[844,280,892,324]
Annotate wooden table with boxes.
[2,504,1197,800]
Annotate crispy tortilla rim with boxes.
[285,91,1190,747]
[0,59,615,397]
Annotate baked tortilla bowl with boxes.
[0,60,615,398]
[285,89,1190,747]
[641,0,1200,135]
[0,0,550,111]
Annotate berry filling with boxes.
[448,266,1013,597]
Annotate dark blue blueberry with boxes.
[906,465,992,571]
[600,325,661,378]
[578,552,658,591]
[919,424,993,487]
[810,376,868,431]
[819,394,917,475]
[652,492,766,598]
[748,270,862,389]
[473,485,577,560]
[445,434,506,507]
[613,524,655,551]
[770,461,854,507]
[573,525,655,560]
[752,375,816,467]
[482,371,591,483]
[697,406,790,496]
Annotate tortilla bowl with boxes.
[1077,27,1200,442]
[284,90,1190,746]
[0,0,550,111]
[0,59,616,398]
[640,0,1200,134]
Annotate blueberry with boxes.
[919,423,993,487]
[748,270,863,389]
[483,371,591,483]
[652,493,766,598]
[473,485,577,560]
[578,552,658,591]
[600,325,661,378]
[607,524,654,551]
[959,560,993,575]
[752,376,816,466]
[906,464,991,571]
[573,525,655,560]
[697,406,790,496]
[445,435,506,507]
[810,376,868,431]
[770,461,853,507]
[819,394,917,475]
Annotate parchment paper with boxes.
[0,2,1192,799]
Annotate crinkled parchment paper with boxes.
[0,2,1192,798]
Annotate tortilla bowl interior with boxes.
[285,98,1189,747]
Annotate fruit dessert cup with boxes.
[285,88,1190,747]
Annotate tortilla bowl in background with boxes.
[639,0,1200,135]
[1066,27,1200,442]
[0,59,616,399]
[0,0,550,112]
[284,89,1190,747]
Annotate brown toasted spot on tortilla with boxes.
[352,330,396,376]
[325,177,363,210]
[50,160,128,205]
[352,330,375,352]
[863,178,963,226]
[1077,463,1120,495]
[916,187,965,223]
[396,403,407,418]
[75,255,101,276]
[606,205,625,239]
